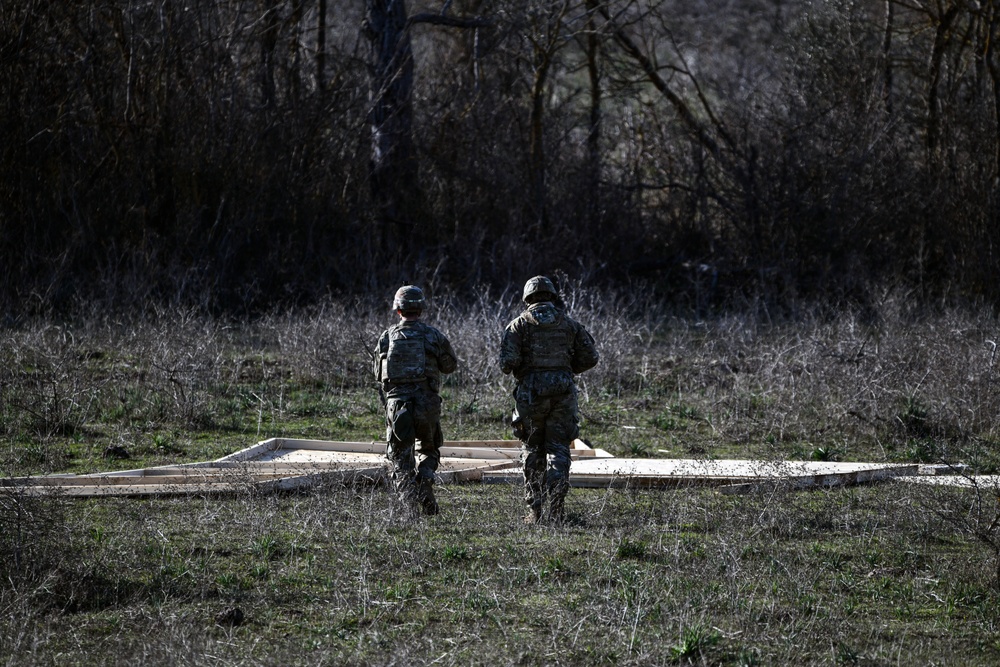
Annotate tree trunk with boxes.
[528,55,550,231]
[883,0,894,116]
[366,0,420,252]
[259,0,281,111]
[317,0,326,94]
[986,0,1000,187]
[927,4,959,156]
[585,0,601,234]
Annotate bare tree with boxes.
[364,0,488,257]
[883,0,895,116]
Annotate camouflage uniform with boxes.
[375,286,458,515]
[499,276,599,523]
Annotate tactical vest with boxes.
[526,323,573,371]
[382,327,427,383]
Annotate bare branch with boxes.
[597,5,731,159]
[406,13,492,31]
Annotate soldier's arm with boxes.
[570,323,599,374]
[498,324,522,375]
[436,333,458,375]
[373,331,389,382]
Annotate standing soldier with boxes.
[374,285,458,515]
[499,276,599,524]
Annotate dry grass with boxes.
[3,293,1000,664]
[2,481,998,665]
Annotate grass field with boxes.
[4,293,1000,665]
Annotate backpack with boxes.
[381,326,427,383]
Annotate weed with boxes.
[385,581,416,601]
[625,442,651,458]
[652,412,678,431]
[669,623,720,662]
[253,534,283,560]
[441,545,470,562]
[898,395,933,438]
[904,438,941,463]
[809,445,841,462]
[616,538,650,561]
[541,557,566,579]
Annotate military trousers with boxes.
[511,379,579,512]
[384,391,443,496]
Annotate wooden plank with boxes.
[8,437,915,497]
[4,483,263,497]
[566,458,917,478]
[481,459,918,489]
[261,438,528,454]
[2,467,388,497]
[216,438,611,464]
[894,475,1000,489]
[277,439,384,453]
[2,452,517,495]
[44,459,383,480]
[219,451,387,465]
[570,439,613,458]
[718,464,917,493]
[916,463,970,476]
[249,443,519,463]
[217,439,383,461]
[435,459,521,483]
[439,446,519,460]
[42,463,490,497]
[216,437,283,462]
[73,458,243,478]
[444,440,521,448]
[3,465,383,487]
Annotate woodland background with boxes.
[9,4,1000,663]
[2,0,1000,316]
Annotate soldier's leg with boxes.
[515,396,550,522]
[413,392,443,515]
[385,397,418,507]
[544,392,579,523]
[413,420,443,516]
[413,393,443,480]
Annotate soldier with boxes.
[374,285,458,515]
[499,276,599,524]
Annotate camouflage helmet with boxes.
[392,285,425,312]
[522,275,557,304]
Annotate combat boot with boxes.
[523,502,543,524]
[417,477,439,516]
